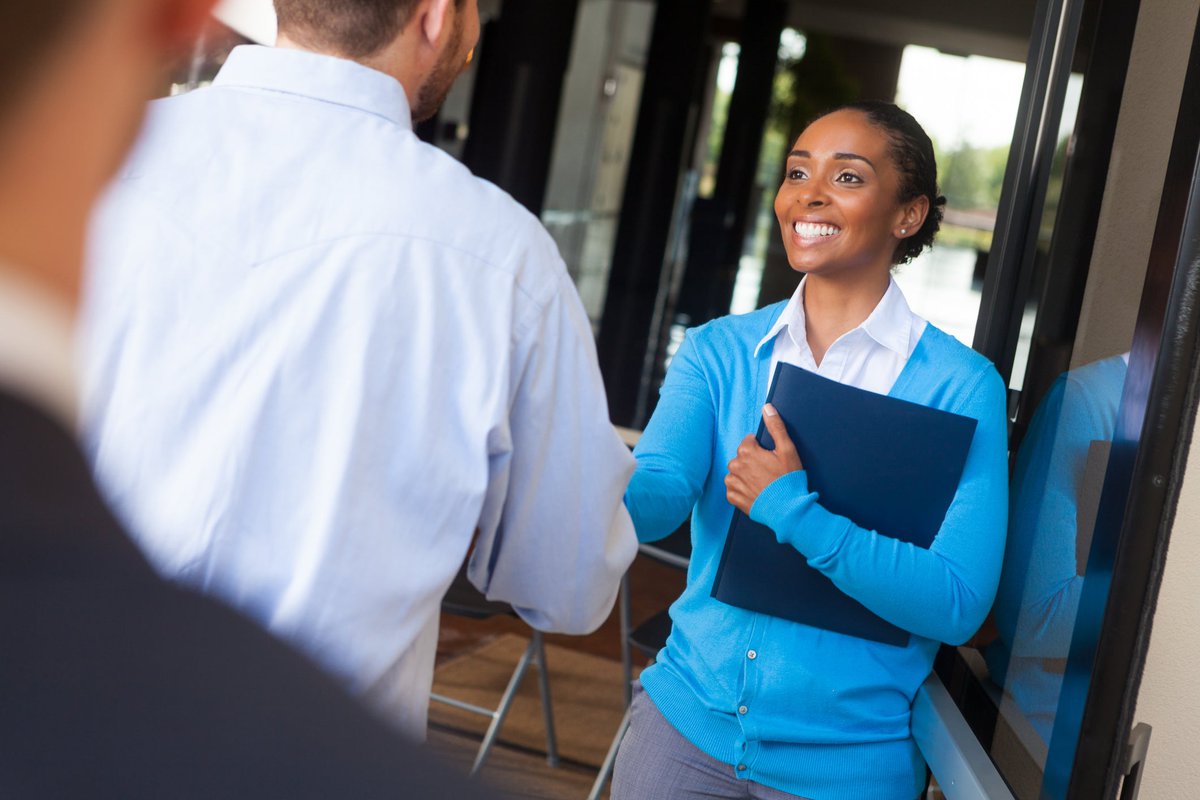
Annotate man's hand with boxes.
[725,404,804,514]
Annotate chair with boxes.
[430,566,558,775]
[588,526,691,799]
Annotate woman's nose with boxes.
[797,183,827,207]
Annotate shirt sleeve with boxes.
[748,366,1009,645]
[624,329,717,542]
[467,251,637,636]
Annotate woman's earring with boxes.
[900,228,907,235]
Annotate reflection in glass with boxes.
[984,353,1128,786]
[539,0,654,331]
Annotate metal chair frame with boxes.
[430,629,558,775]
[588,540,689,799]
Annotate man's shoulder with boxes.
[113,92,566,297]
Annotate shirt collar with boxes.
[213,45,414,130]
[0,264,78,428]
[753,276,915,358]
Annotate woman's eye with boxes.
[786,167,807,180]
[834,171,863,184]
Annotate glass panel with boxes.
[539,0,656,332]
[728,29,806,316]
[969,6,1149,794]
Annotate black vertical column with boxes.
[461,0,579,215]
[595,0,714,427]
[674,0,786,327]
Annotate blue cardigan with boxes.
[628,301,1008,800]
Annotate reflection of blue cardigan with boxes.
[985,355,1126,743]
[628,302,1008,800]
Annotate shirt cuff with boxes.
[748,470,851,560]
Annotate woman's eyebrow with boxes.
[787,149,876,170]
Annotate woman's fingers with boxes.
[762,404,802,470]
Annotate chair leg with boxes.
[469,635,538,775]
[532,631,559,767]
[587,705,631,800]
[618,576,632,709]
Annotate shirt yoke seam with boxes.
[208,84,408,129]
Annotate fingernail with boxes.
[763,404,778,417]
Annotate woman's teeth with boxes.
[794,222,841,239]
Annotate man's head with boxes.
[274,0,479,122]
[0,0,216,306]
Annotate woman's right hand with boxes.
[724,404,804,514]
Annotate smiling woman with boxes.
[611,101,1009,800]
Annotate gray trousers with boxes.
[610,686,809,800]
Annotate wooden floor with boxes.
[429,726,611,799]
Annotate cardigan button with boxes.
[738,705,748,715]
[747,650,757,660]
[737,764,747,772]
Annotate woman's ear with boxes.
[897,195,930,237]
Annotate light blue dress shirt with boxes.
[81,45,637,734]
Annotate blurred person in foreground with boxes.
[80,0,637,736]
[0,1,500,797]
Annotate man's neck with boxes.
[274,34,420,110]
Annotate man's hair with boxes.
[274,0,465,59]
[0,4,91,119]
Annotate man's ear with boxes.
[418,0,455,47]
[152,0,222,52]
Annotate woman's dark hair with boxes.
[814,100,946,265]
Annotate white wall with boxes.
[1136,435,1200,794]
[214,0,276,44]
[1127,0,1200,794]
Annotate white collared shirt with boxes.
[81,45,636,735]
[756,277,928,395]
[0,266,77,426]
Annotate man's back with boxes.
[82,46,636,734]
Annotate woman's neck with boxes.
[802,269,892,366]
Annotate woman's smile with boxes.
[790,219,843,244]
[773,109,916,278]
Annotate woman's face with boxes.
[773,110,921,279]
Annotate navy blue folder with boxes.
[710,362,978,646]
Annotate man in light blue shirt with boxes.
[81,0,637,736]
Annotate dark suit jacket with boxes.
[0,391,494,798]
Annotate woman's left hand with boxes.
[725,404,804,514]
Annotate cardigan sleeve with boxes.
[749,366,1009,645]
[625,330,717,542]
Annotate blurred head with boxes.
[0,0,216,303]
[274,0,479,121]
[773,101,943,281]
